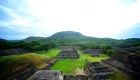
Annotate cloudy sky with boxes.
[0,0,140,40]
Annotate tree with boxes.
[101,44,112,51]
[107,49,116,56]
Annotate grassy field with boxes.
[78,50,109,62]
[51,59,85,74]
[36,49,60,58]
[51,50,109,74]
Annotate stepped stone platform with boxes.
[28,61,114,80]
[84,61,113,80]
[56,49,80,59]
[102,52,140,80]
[83,49,104,56]
[28,70,63,80]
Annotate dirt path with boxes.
[75,68,85,75]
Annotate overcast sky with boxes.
[0,0,140,40]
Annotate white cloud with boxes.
[26,0,140,37]
[1,0,140,39]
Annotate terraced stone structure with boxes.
[29,70,63,80]
[57,47,80,59]
[102,52,140,80]
[28,61,114,80]
[41,58,58,70]
[84,61,114,80]
[83,49,104,56]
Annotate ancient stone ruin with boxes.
[29,70,63,80]
[84,61,114,80]
[28,61,113,80]
[102,52,140,80]
[83,49,104,56]
[56,47,80,59]
[41,58,58,70]
[113,47,140,53]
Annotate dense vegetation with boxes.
[1,31,140,52]
[0,39,56,51]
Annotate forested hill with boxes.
[23,31,86,42]
[24,36,45,42]
[36,31,117,45]
[22,31,140,47]
[50,31,84,38]
[39,31,90,44]
[0,31,140,51]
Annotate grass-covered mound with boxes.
[0,53,48,77]
[0,49,61,76]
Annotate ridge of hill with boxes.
[1,31,140,47]
[24,36,45,42]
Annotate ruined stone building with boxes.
[83,49,104,56]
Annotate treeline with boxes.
[0,39,56,51]
[1,37,140,53]
[22,31,140,48]
[114,38,140,48]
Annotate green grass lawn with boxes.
[51,50,109,74]
[51,59,85,74]
[78,50,109,62]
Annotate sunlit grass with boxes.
[78,50,109,62]
[51,59,85,74]
[0,53,48,69]
[51,50,109,74]
[36,49,60,58]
